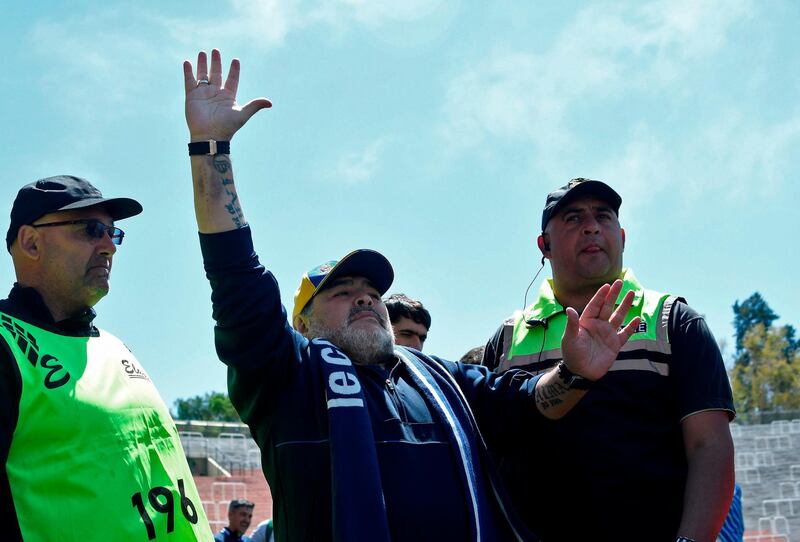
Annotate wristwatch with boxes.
[188,140,231,156]
[556,361,595,390]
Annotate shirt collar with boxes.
[221,528,243,541]
[6,283,98,336]
[523,268,644,322]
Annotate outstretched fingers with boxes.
[185,48,272,141]
[225,59,272,112]
[609,289,634,329]
[209,49,223,87]
[563,306,580,343]
[617,315,641,344]
[196,51,209,82]
[600,280,624,321]
[241,98,273,119]
[581,282,612,321]
[183,60,196,94]
[610,289,640,345]
[224,58,240,96]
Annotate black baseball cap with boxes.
[541,178,622,231]
[6,175,143,251]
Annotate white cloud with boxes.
[166,0,449,49]
[595,124,672,208]
[436,0,783,206]
[30,9,165,119]
[310,0,450,28]
[695,110,800,199]
[29,0,452,124]
[331,137,388,184]
[440,0,755,153]
[165,0,301,50]
[585,109,800,210]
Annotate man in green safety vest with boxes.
[481,178,736,542]
[0,176,212,541]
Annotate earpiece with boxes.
[523,257,547,310]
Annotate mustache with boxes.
[348,307,387,327]
[87,256,112,271]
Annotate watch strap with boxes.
[188,140,231,156]
[556,361,595,390]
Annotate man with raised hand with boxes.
[0,176,211,541]
[183,49,641,542]
[482,178,736,542]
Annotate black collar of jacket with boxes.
[0,284,99,337]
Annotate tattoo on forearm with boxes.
[535,380,568,410]
[221,177,245,228]
[213,155,231,174]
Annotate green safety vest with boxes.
[497,269,678,375]
[0,312,212,542]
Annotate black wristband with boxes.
[676,537,697,542]
[188,140,230,156]
[556,361,595,390]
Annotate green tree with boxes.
[733,292,797,366]
[733,293,778,361]
[172,391,240,422]
[731,323,800,414]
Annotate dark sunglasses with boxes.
[31,218,125,245]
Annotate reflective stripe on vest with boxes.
[0,313,212,542]
[497,270,677,376]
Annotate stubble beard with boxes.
[307,312,395,366]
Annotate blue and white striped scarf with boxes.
[310,338,531,541]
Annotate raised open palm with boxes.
[561,280,641,381]
[183,49,272,141]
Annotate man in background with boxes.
[384,293,430,351]
[215,499,254,542]
[250,518,274,542]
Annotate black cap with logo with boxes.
[6,175,143,251]
[541,178,622,231]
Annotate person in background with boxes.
[215,499,254,542]
[460,346,485,364]
[250,518,274,542]
[717,484,744,542]
[384,293,430,351]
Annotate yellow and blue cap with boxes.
[292,249,394,322]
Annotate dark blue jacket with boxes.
[201,228,542,541]
[215,527,250,542]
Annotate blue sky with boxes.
[1,0,798,410]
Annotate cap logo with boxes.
[318,264,333,274]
